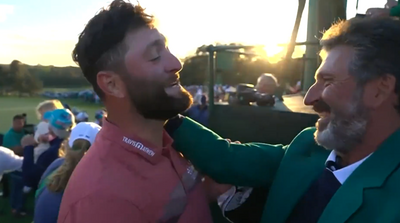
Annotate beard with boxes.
[124,74,193,121]
[314,89,369,154]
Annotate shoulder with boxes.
[45,158,65,174]
[63,156,150,204]
[3,129,12,136]
[293,127,317,142]
[286,127,319,153]
[3,129,15,139]
[58,194,145,223]
[187,106,196,113]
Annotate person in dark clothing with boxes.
[34,122,100,223]
[3,115,26,216]
[21,109,75,190]
[185,95,209,126]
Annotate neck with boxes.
[107,108,165,148]
[338,114,400,166]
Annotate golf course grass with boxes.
[0,96,102,223]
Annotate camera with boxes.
[228,84,275,107]
[356,13,366,18]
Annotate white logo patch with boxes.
[122,136,155,157]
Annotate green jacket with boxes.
[390,3,400,17]
[171,117,400,223]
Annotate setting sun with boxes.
[0,0,387,66]
[0,0,307,66]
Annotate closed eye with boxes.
[150,56,160,62]
[322,78,334,82]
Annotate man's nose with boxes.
[303,84,321,106]
[166,52,182,74]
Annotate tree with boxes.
[180,55,208,85]
[7,60,43,95]
[181,43,283,86]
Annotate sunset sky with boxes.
[0,0,386,67]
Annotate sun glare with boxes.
[264,45,285,58]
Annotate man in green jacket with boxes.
[366,0,400,17]
[166,17,400,223]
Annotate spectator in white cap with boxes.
[34,122,101,223]
[75,112,89,123]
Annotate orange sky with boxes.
[0,0,386,66]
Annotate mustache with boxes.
[165,74,180,85]
[313,100,331,113]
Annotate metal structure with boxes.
[200,0,349,145]
[303,0,347,90]
[206,45,258,112]
[206,0,348,110]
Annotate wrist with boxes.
[164,114,185,136]
[390,5,400,16]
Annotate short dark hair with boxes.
[72,0,154,98]
[321,17,400,112]
[13,115,24,121]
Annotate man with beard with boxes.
[57,1,214,223]
[164,17,400,223]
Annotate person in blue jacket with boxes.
[21,108,75,190]
[34,122,100,223]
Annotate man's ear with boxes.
[97,71,125,98]
[364,74,396,108]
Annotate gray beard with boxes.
[314,91,369,153]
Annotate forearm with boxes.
[0,146,23,173]
[11,146,24,156]
[166,116,285,187]
[390,4,400,16]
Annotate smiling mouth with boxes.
[168,80,180,87]
[318,112,330,118]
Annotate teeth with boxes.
[319,112,330,118]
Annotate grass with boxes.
[42,87,90,93]
[0,96,102,223]
[0,96,102,133]
[0,96,229,223]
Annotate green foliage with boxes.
[0,60,44,95]
[0,97,101,133]
[0,42,305,94]
[180,43,305,86]
[0,61,89,96]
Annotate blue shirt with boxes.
[34,158,65,223]
[186,105,209,127]
[2,128,25,148]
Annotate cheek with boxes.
[125,53,147,77]
[322,84,356,110]
[321,85,348,106]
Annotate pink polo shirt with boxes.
[57,119,212,223]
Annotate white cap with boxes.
[76,112,89,121]
[68,122,101,148]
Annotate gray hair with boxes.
[257,73,278,86]
[320,17,400,112]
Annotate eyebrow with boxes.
[314,72,335,80]
[145,35,167,51]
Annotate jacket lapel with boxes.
[318,128,400,223]
[262,146,329,223]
